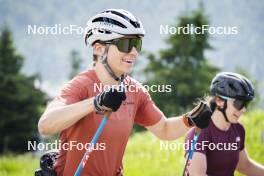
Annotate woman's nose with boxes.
[241,106,247,113]
[128,47,139,57]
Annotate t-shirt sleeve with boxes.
[134,86,163,126]
[237,123,245,151]
[55,76,88,105]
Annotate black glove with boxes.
[184,101,212,129]
[35,150,58,176]
[94,87,126,112]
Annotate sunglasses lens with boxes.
[115,38,142,53]
[234,99,250,110]
[116,39,129,53]
[244,101,250,108]
[129,38,142,52]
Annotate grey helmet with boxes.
[210,72,254,101]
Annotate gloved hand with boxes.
[94,86,126,112]
[183,101,212,129]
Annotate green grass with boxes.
[0,110,263,176]
[124,109,264,176]
[0,153,39,176]
[124,132,185,176]
[241,110,264,163]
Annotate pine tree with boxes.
[0,27,46,153]
[69,50,82,79]
[144,7,219,116]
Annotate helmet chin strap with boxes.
[100,44,126,83]
[217,100,230,123]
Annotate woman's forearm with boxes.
[38,97,95,135]
[162,116,190,140]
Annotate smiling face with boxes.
[225,99,246,123]
[93,40,139,76]
[216,97,247,123]
[107,44,138,75]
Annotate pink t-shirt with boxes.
[53,70,163,176]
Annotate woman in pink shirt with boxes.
[38,9,212,176]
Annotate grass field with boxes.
[0,154,38,176]
[123,110,264,176]
[0,110,263,176]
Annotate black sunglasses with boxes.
[233,99,250,110]
[103,38,142,53]
[219,95,250,110]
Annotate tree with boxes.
[69,50,82,79]
[0,27,46,153]
[143,6,219,116]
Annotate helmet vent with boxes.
[92,17,127,28]
[229,83,237,92]
[105,10,141,28]
[86,30,93,38]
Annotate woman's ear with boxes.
[215,97,225,108]
[93,43,105,57]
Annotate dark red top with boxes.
[187,119,245,176]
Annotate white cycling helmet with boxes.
[85,9,145,46]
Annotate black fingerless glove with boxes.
[183,101,212,129]
[94,87,126,112]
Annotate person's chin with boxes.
[231,116,239,123]
[231,120,239,124]
[122,67,133,74]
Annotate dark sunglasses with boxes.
[104,38,142,53]
[219,95,250,110]
[233,99,250,110]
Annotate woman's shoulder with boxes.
[186,120,214,139]
[76,69,98,82]
[68,69,99,87]
[59,70,99,96]
[233,122,245,135]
